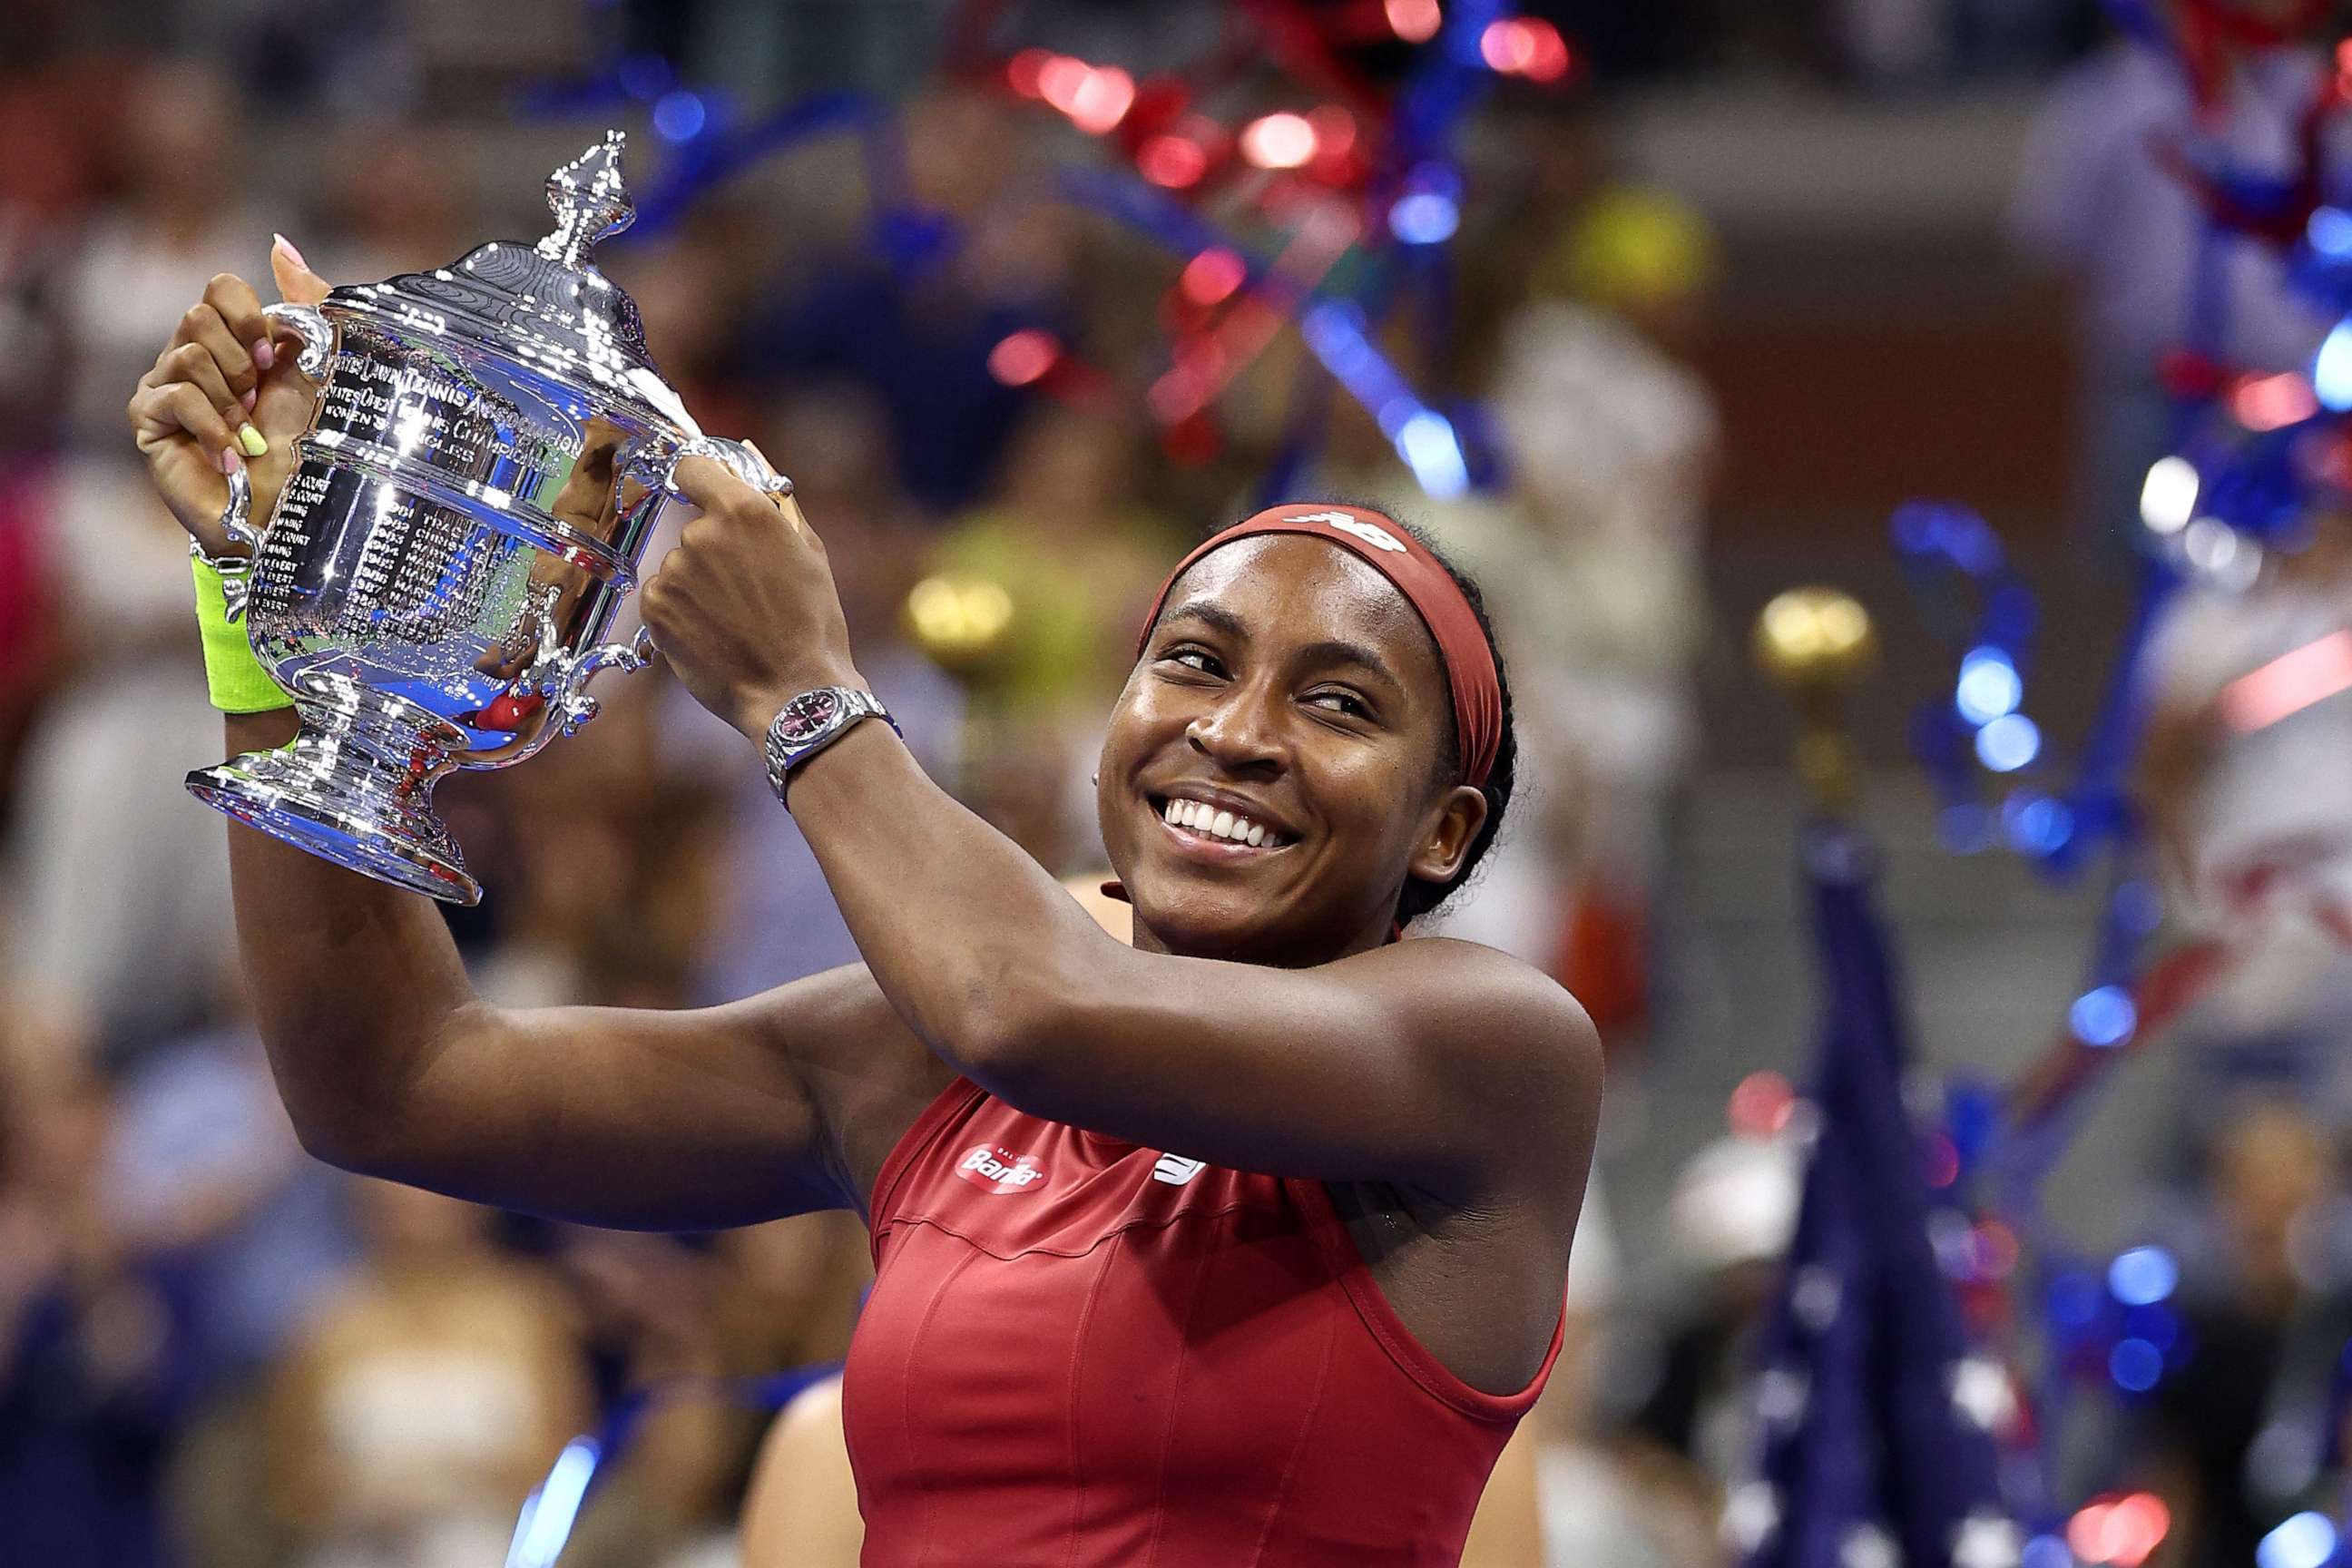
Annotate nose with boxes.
[1186,676,1288,774]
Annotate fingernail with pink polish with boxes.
[273,232,308,271]
[219,446,243,475]
[252,338,276,371]
[241,387,259,411]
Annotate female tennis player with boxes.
[129,252,1602,1567]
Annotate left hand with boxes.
[641,453,860,741]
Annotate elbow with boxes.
[945,967,1087,1101]
[287,1113,368,1173]
[258,1027,410,1179]
[276,1075,394,1176]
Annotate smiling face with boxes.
[1094,534,1489,964]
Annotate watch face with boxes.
[778,689,844,742]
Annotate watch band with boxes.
[762,685,900,807]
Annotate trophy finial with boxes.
[536,130,636,267]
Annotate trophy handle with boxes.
[203,302,338,624]
[542,625,655,738]
[539,436,792,738]
[265,300,338,380]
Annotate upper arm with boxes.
[976,937,1601,1198]
[321,965,946,1231]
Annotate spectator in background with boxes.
[539,1228,736,1568]
[710,1211,869,1379]
[2139,506,2352,1063]
[309,124,470,287]
[929,404,1182,873]
[1430,182,1719,1039]
[2138,1101,2352,1568]
[731,87,1074,514]
[2011,13,2338,565]
[264,1182,592,1568]
[1617,1129,1804,1564]
[0,1046,201,1568]
[612,202,778,451]
[0,51,93,807]
[5,58,279,1055]
[103,975,359,1568]
[669,386,965,1001]
[55,63,269,445]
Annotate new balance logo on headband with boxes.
[1286,510,1407,554]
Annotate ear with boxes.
[1406,783,1489,889]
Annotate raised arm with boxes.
[639,472,1602,1201]
[760,719,1592,1198]
[133,257,943,1230]
[215,709,897,1226]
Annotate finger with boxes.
[669,454,766,515]
[202,273,276,377]
[176,310,260,414]
[131,382,245,475]
[270,233,331,308]
[160,341,249,433]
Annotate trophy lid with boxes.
[333,131,693,431]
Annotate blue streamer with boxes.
[501,1361,845,1567]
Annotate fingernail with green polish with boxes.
[238,424,267,457]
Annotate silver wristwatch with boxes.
[761,685,900,805]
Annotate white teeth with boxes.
[1161,796,1285,847]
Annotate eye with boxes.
[1161,645,1225,677]
[1306,689,1373,720]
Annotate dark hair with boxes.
[1374,514,1516,926]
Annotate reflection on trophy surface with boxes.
[185,130,788,905]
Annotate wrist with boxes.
[732,665,863,742]
[191,554,295,714]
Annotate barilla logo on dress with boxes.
[956,1144,1048,1195]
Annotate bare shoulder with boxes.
[1371,936,1603,1076]
[736,963,958,1220]
[1367,936,1603,1182]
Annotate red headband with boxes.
[1132,504,1504,789]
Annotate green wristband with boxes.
[191,555,294,713]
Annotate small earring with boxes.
[1091,770,1101,786]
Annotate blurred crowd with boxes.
[0,9,1728,1560]
[9,2,2352,1567]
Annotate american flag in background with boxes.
[1732,824,2022,1568]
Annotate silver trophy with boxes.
[186,131,785,905]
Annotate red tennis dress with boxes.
[840,1076,1564,1566]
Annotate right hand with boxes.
[127,236,331,555]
